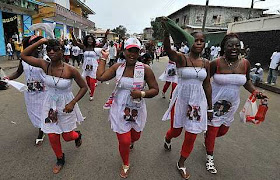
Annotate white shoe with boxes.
[265,82,269,84]
[89,96,94,101]
[164,138,171,151]
[206,154,217,174]
[271,83,275,86]
[105,81,110,85]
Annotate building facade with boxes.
[35,0,95,40]
[168,4,266,33]
[91,29,118,41]
[143,27,153,40]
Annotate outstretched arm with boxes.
[6,60,24,80]
[71,29,84,49]
[96,50,118,81]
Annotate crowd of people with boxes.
[1,20,270,179]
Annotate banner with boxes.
[2,16,17,23]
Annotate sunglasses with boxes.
[46,46,61,52]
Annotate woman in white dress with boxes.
[71,30,109,101]
[162,25,213,179]
[204,33,267,174]
[21,38,88,174]
[97,38,159,178]
[5,36,46,146]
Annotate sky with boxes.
[86,0,280,34]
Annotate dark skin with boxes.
[20,38,88,113]
[71,29,109,51]
[5,42,44,141]
[210,37,267,96]
[96,47,159,99]
[162,22,212,170]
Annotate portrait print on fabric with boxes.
[213,100,232,117]
[186,105,201,121]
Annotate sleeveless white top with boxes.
[163,67,208,134]
[109,77,147,134]
[209,73,246,127]
[82,48,102,79]
[22,61,47,128]
[41,75,84,134]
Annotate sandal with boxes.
[177,162,190,179]
[75,131,82,148]
[35,134,45,146]
[206,154,217,174]
[130,143,134,150]
[53,153,65,174]
[164,138,171,151]
[120,165,129,178]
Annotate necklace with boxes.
[189,57,204,78]
[223,57,240,70]
[50,62,64,88]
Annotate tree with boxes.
[151,17,164,40]
[112,25,127,39]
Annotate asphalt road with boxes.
[0,57,279,180]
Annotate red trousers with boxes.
[86,76,97,97]
[48,131,79,158]
[165,105,197,158]
[162,82,177,99]
[205,125,230,155]
[116,129,141,166]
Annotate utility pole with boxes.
[248,0,254,19]
[202,0,209,32]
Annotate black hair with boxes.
[191,31,205,39]
[220,33,239,56]
[47,39,62,48]
[22,36,43,49]
[83,35,96,48]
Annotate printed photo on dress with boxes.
[213,100,232,117]
[85,64,93,71]
[186,105,201,121]
[27,81,44,92]
[45,108,58,123]
[167,68,176,76]
[123,107,138,122]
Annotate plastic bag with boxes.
[29,22,56,39]
[240,94,268,124]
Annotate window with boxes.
[212,15,217,20]
[234,16,239,22]
[184,15,187,24]
[176,18,179,24]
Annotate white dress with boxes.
[109,77,147,134]
[163,67,207,134]
[82,49,102,79]
[41,75,84,134]
[22,61,47,128]
[159,61,178,83]
[209,74,247,127]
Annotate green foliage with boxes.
[151,18,164,40]
[112,25,127,39]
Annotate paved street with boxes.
[0,56,279,180]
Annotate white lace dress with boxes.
[209,74,247,127]
[163,67,208,134]
[109,77,147,134]
[82,49,102,79]
[41,75,84,134]
[22,61,47,128]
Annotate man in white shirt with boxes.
[108,41,117,67]
[71,45,80,67]
[183,44,189,54]
[266,48,280,85]
[250,63,263,84]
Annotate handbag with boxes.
[240,94,268,124]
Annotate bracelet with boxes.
[140,91,146,98]
[207,109,214,113]
[100,58,107,62]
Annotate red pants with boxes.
[205,125,230,155]
[86,76,97,97]
[165,105,197,158]
[162,82,177,99]
[48,131,79,158]
[116,129,141,166]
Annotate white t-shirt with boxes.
[270,52,280,69]
[183,45,189,54]
[64,45,71,56]
[6,43,12,52]
[109,45,117,59]
[72,46,80,57]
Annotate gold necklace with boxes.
[223,57,240,70]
